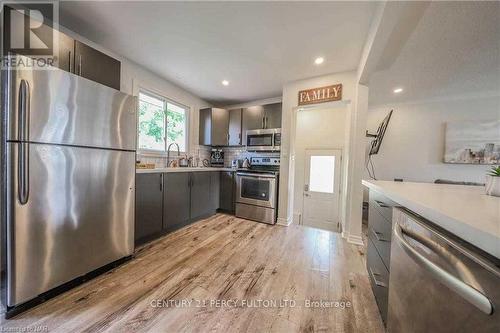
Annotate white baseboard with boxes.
[277,216,292,226]
[347,234,364,246]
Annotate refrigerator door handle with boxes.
[18,79,30,141]
[18,79,30,204]
[394,223,493,315]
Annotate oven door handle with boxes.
[237,172,276,179]
[394,223,493,315]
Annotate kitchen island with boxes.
[362,180,499,258]
[363,180,500,332]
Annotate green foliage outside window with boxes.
[138,92,186,151]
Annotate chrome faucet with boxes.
[167,143,180,167]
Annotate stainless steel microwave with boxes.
[246,128,281,151]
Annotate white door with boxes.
[302,149,342,232]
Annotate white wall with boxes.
[280,72,357,224]
[279,71,368,245]
[293,107,347,221]
[366,95,500,184]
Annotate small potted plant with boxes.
[485,166,500,197]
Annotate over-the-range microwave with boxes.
[246,128,281,152]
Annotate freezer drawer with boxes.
[6,143,135,306]
[4,55,136,150]
[388,208,500,333]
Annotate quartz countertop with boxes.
[136,167,235,174]
[362,180,500,258]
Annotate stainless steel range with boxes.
[235,157,280,224]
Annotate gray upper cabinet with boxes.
[200,103,282,147]
[74,41,121,90]
[57,31,75,73]
[163,173,190,232]
[199,108,230,146]
[263,103,282,129]
[242,106,265,130]
[241,103,282,144]
[242,106,265,145]
[2,6,121,91]
[135,173,163,244]
[228,109,243,146]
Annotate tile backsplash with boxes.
[136,145,211,168]
[222,147,279,167]
[136,145,279,168]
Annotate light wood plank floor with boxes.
[1,214,384,332]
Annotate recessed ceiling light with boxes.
[314,57,324,65]
[393,87,403,93]
[222,80,229,86]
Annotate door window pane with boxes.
[309,155,335,193]
[138,92,165,151]
[166,102,187,152]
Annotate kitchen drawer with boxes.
[369,190,396,222]
[368,204,392,270]
[367,238,390,324]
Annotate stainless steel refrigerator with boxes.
[1,55,137,311]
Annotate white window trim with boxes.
[136,85,190,156]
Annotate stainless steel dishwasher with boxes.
[388,208,500,333]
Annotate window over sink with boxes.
[138,90,188,153]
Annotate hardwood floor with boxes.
[1,214,384,332]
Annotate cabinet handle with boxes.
[227,133,230,144]
[68,51,72,72]
[375,200,389,208]
[371,228,389,242]
[160,174,163,192]
[369,267,387,288]
[78,55,82,75]
[262,117,265,129]
[265,116,268,129]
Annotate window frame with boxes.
[137,88,190,156]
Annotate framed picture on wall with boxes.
[444,120,500,164]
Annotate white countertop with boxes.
[136,167,235,174]
[362,180,500,258]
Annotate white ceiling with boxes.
[59,1,377,105]
[368,1,500,107]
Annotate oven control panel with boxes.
[251,157,280,166]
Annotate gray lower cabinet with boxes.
[210,172,221,211]
[135,173,163,244]
[163,172,191,232]
[136,171,223,246]
[220,171,235,212]
[190,172,213,220]
[366,189,397,325]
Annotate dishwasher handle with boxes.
[394,223,493,315]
